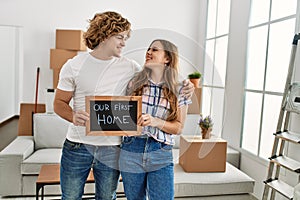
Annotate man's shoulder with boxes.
[116,56,141,69]
[67,52,89,66]
[116,56,135,63]
[117,56,134,62]
[70,51,89,61]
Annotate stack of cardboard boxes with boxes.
[50,29,87,88]
[18,30,87,136]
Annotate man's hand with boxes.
[181,79,195,99]
[73,110,90,126]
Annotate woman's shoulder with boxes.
[177,82,192,106]
[176,82,185,93]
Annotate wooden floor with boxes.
[0,116,19,151]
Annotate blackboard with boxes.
[85,96,142,136]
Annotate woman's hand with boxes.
[72,110,90,126]
[138,114,160,127]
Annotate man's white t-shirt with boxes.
[57,52,141,146]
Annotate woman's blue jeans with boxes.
[119,136,174,200]
[60,139,120,200]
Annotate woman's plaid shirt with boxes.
[138,79,192,145]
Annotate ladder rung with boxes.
[270,155,300,173]
[275,131,300,143]
[265,179,294,199]
[285,107,300,114]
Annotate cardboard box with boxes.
[179,135,227,172]
[53,68,60,89]
[18,103,46,136]
[50,49,78,69]
[188,88,202,114]
[56,29,87,51]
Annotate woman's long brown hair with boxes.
[127,39,180,121]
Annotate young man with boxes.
[54,11,194,200]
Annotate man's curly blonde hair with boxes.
[83,11,131,50]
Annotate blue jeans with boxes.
[119,136,174,200]
[60,139,120,200]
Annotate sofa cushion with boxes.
[226,146,240,168]
[174,163,255,197]
[21,148,62,175]
[33,113,69,149]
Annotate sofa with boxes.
[0,113,255,199]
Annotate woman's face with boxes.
[144,41,169,68]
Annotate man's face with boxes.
[104,31,130,58]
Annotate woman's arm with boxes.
[54,89,89,126]
[138,105,189,135]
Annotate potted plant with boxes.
[188,71,202,88]
[198,114,213,139]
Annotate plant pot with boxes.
[189,78,200,88]
[201,127,212,139]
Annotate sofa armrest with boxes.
[0,136,34,196]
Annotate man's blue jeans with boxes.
[60,139,120,200]
[119,136,174,200]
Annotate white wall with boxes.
[223,0,250,149]
[0,0,202,104]
[223,1,270,198]
[0,26,22,122]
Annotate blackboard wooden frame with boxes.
[85,96,142,136]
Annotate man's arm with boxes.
[181,79,195,99]
[54,89,89,126]
[54,89,73,122]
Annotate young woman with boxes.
[119,39,191,200]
